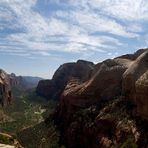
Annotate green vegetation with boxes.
[0,91,46,133]
[120,138,138,148]
[17,121,65,148]
[71,98,138,148]
[0,134,10,144]
[0,88,63,148]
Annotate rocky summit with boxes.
[36,60,94,99]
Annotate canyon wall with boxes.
[0,69,12,107]
[37,48,148,147]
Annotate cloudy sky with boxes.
[0,0,148,78]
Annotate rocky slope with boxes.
[0,69,12,107]
[123,50,148,119]
[36,48,148,148]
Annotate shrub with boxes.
[120,138,137,148]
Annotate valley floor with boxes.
[0,88,64,148]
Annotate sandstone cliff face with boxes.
[58,99,142,148]
[55,59,128,126]
[123,50,148,119]
[0,69,12,107]
[36,60,94,99]
[37,48,148,147]
[52,49,148,124]
[36,80,55,98]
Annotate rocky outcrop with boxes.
[0,69,12,107]
[36,60,94,99]
[52,49,148,125]
[116,48,147,61]
[38,48,148,148]
[123,49,148,119]
[55,59,128,126]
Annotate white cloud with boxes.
[68,10,138,38]
[126,24,143,33]
[55,10,139,38]
[69,0,148,21]
[38,51,51,56]
[0,0,147,59]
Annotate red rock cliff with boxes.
[0,69,12,107]
[36,60,94,99]
[38,48,148,148]
[123,49,148,119]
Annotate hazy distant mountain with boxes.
[10,74,43,90]
[22,76,43,87]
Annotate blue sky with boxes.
[0,0,148,78]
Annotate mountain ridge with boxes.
[36,48,148,148]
